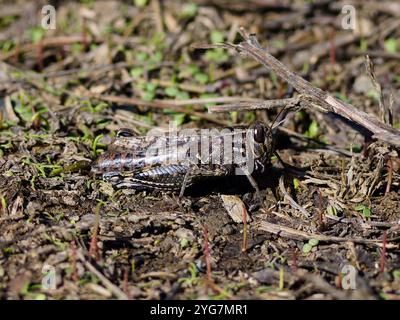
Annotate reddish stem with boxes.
[70,240,78,282]
[380,231,387,273]
[89,231,100,261]
[291,249,298,272]
[203,226,212,294]
[123,267,132,299]
[37,40,44,71]
[385,157,393,195]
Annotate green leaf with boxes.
[178,64,199,78]
[326,205,337,216]
[146,83,157,92]
[165,86,179,97]
[210,31,224,44]
[180,238,189,248]
[173,113,186,126]
[136,51,149,62]
[130,67,143,78]
[28,27,44,44]
[142,91,155,101]
[308,239,319,247]
[273,40,285,50]
[366,89,380,101]
[293,178,300,189]
[362,207,371,218]
[134,0,148,7]
[194,72,209,84]
[355,204,371,218]
[175,91,190,100]
[151,51,163,63]
[0,197,6,210]
[14,102,34,123]
[35,293,47,300]
[302,243,313,254]
[359,39,368,52]
[384,38,397,54]
[305,120,319,139]
[92,134,104,155]
[181,3,198,18]
[204,49,229,63]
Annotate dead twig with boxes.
[203,226,213,295]
[77,251,129,300]
[380,231,387,273]
[279,176,310,218]
[90,94,235,126]
[256,220,398,248]
[89,203,101,261]
[194,27,400,147]
[208,97,300,113]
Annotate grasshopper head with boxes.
[248,121,274,170]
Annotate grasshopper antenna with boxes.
[268,105,291,169]
[268,103,290,136]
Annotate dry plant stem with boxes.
[385,157,393,195]
[89,204,101,261]
[70,240,78,283]
[208,97,299,113]
[195,27,400,147]
[291,249,298,272]
[0,36,91,61]
[123,267,132,299]
[77,251,129,300]
[152,0,164,34]
[279,176,310,218]
[203,226,213,295]
[365,55,386,124]
[256,220,397,248]
[380,231,387,273]
[92,94,232,126]
[298,273,349,300]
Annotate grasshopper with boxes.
[91,121,275,196]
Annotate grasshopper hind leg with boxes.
[102,172,149,191]
[103,165,192,192]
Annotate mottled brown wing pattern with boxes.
[91,122,272,191]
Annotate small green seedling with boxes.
[302,238,319,254]
[355,204,371,219]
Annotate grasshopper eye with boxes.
[253,124,266,143]
[117,128,135,138]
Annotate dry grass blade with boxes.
[77,251,129,300]
[208,97,300,113]
[279,176,310,218]
[90,94,231,126]
[256,220,398,248]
